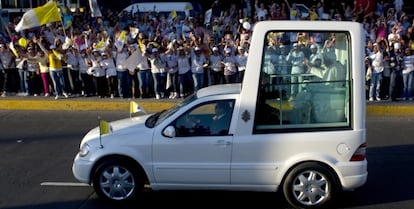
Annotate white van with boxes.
[73,21,367,209]
[120,2,198,19]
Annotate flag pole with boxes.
[59,14,67,38]
[97,116,103,148]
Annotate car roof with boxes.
[196,83,241,98]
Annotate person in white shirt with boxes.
[65,47,82,96]
[114,46,132,98]
[136,46,151,98]
[402,47,414,100]
[254,0,268,21]
[0,43,17,97]
[177,46,192,97]
[164,47,179,99]
[89,50,107,98]
[209,46,224,85]
[235,46,248,83]
[100,52,118,99]
[147,48,167,99]
[368,43,384,101]
[222,47,238,84]
[78,48,94,97]
[286,43,305,100]
[191,46,208,91]
[24,46,42,96]
[181,19,193,41]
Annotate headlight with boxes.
[79,143,90,157]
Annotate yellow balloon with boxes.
[18,38,28,48]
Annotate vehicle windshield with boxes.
[145,94,197,128]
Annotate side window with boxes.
[173,100,235,137]
[255,31,351,133]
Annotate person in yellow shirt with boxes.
[309,6,319,21]
[44,44,69,99]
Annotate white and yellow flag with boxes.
[114,30,127,50]
[99,120,112,135]
[130,101,147,116]
[15,1,62,32]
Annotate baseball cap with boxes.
[212,47,219,51]
[225,48,231,54]
[152,48,158,53]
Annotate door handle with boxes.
[215,140,232,146]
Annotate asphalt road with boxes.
[1,110,414,209]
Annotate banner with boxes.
[15,1,62,32]
[89,0,102,17]
[204,9,212,25]
[124,49,147,73]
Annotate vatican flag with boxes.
[130,101,147,117]
[99,120,112,135]
[15,1,62,32]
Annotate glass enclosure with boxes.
[255,30,351,133]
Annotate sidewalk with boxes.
[1,95,414,116]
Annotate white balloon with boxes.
[243,22,251,30]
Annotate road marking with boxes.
[40,182,90,187]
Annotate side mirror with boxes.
[163,126,176,138]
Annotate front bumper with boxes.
[72,155,94,184]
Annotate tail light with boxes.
[350,143,366,161]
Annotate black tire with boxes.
[92,159,144,202]
[283,162,338,209]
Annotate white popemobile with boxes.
[73,21,367,209]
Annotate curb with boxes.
[366,105,414,116]
[0,99,176,113]
[1,99,414,116]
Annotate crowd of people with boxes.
[0,0,412,101]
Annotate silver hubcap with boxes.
[99,166,135,200]
[292,170,329,206]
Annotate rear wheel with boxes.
[283,162,337,209]
[92,159,144,202]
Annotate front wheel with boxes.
[92,159,144,202]
[283,162,338,209]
